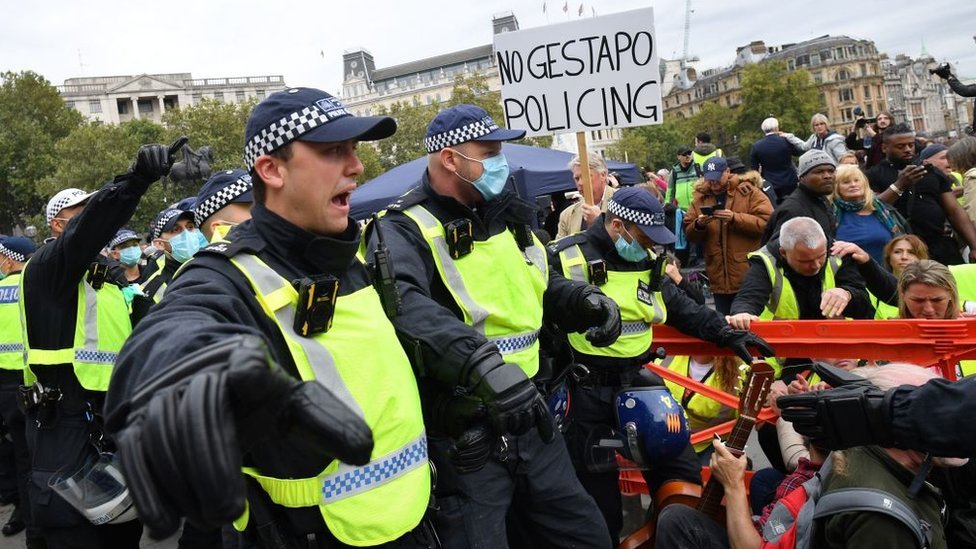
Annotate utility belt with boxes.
[18,381,97,431]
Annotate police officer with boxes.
[547,187,774,543]
[141,208,203,303]
[105,87,434,548]
[193,169,255,242]
[108,229,144,284]
[20,140,179,548]
[0,237,40,546]
[366,104,621,548]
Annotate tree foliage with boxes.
[161,97,257,171]
[0,71,83,233]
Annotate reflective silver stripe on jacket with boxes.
[403,206,492,331]
[232,254,366,422]
[559,245,587,282]
[321,433,428,504]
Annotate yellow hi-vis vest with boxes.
[871,292,899,320]
[20,263,132,391]
[0,274,25,371]
[557,244,666,358]
[747,248,841,320]
[402,205,548,377]
[661,355,740,453]
[227,253,429,545]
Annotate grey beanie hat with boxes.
[798,149,836,176]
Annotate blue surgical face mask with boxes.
[452,150,511,201]
[614,226,649,262]
[119,246,142,267]
[165,229,203,263]
[196,230,209,248]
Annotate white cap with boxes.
[46,188,94,225]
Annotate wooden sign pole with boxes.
[576,131,594,205]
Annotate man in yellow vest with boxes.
[548,187,773,543]
[728,216,872,332]
[0,237,40,546]
[104,87,435,548]
[20,140,180,548]
[366,104,622,547]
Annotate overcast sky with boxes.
[2,0,975,95]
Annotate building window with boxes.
[837,69,850,81]
[867,104,875,116]
[838,88,854,103]
[842,108,853,121]
[138,100,154,114]
[914,117,925,131]
[214,92,225,103]
[863,85,871,100]
[65,101,76,110]
[88,100,102,113]
[192,93,202,105]
[835,47,846,60]
[787,59,795,71]
[860,63,868,77]
[796,54,810,67]
[236,90,246,102]
[117,100,129,115]
[725,96,732,106]
[255,89,266,99]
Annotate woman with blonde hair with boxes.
[786,113,849,163]
[897,259,960,320]
[832,165,905,264]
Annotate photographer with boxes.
[845,106,893,169]
[932,62,976,134]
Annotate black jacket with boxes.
[548,221,728,370]
[106,204,372,502]
[749,134,802,190]
[762,184,837,245]
[730,240,872,320]
[365,172,596,385]
[22,175,148,396]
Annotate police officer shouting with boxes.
[366,104,621,548]
[548,187,774,543]
[105,88,434,548]
[0,237,39,546]
[20,140,181,548]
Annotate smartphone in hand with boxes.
[700,205,715,215]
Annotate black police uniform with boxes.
[105,204,430,548]
[548,220,729,543]
[141,255,180,302]
[21,181,147,548]
[367,175,611,548]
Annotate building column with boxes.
[158,95,166,116]
[131,97,139,119]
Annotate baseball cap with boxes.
[797,149,836,176]
[150,208,194,241]
[194,169,253,226]
[0,236,37,262]
[607,187,675,245]
[46,188,94,225]
[677,146,693,156]
[424,104,525,153]
[919,143,948,162]
[109,229,141,250]
[244,87,396,171]
[702,157,729,181]
[726,157,747,175]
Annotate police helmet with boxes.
[615,386,690,468]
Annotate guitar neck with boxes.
[696,415,756,518]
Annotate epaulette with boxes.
[385,187,427,212]
[195,239,253,259]
[546,233,588,255]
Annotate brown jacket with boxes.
[683,177,773,294]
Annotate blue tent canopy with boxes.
[350,143,641,220]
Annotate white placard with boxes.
[493,7,662,137]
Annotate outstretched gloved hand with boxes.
[111,335,373,539]
[717,326,775,363]
[777,379,894,451]
[128,136,188,185]
[580,288,621,347]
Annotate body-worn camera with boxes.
[293,275,339,337]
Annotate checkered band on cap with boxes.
[607,198,666,227]
[151,209,184,241]
[109,230,140,249]
[46,189,91,225]
[243,102,351,171]
[195,174,252,226]
[0,243,25,263]
[424,115,499,153]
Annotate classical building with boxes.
[663,35,888,136]
[339,13,623,155]
[58,73,286,124]
[883,52,971,136]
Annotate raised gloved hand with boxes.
[580,288,621,347]
[932,62,953,80]
[777,381,894,451]
[460,343,555,442]
[111,335,373,539]
[129,136,188,184]
[717,326,775,363]
[448,426,493,474]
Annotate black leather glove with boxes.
[717,326,775,363]
[777,381,895,451]
[932,62,953,80]
[579,288,621,347]
[460,343,555,442]
[448,426,493,474]
[129,136,187,184]
[112,335,373,539]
